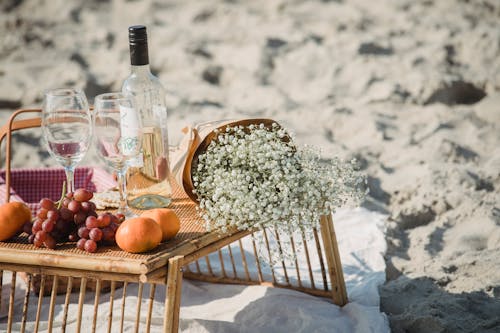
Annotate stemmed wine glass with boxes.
[93,92,142,218]
[42,88,92,194]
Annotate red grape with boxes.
[35,230,47,242]
[40,198,55,210]
[87,210,98,219]
[80,201,91,213]
[60,207,73,221]
[32,218,43,233]
[89,228,103,242]
[76,238,87,250]
[62,197,71,208]
[74,189,93,202]
[28,234,35,244]
[85,216,99,229]
[37,208,48,219]
[23,222,32,235]
[42,220,55,233]
[68,200,81,213]
[109,214,119,224]
[33,238,44,248]
[55,219,67,232]
[74,212,87,225]
[98,214,111,228]
[101,227,115,242]
[44,235,56,249]
[109,222,119,232]
[46,210,59,222]
[68,232,78,242]
[66,192,74,199]
[84,239,97,253]
[77,226,90,239]
[51,230,63,241]
[87,201,97,212]
[115,213,125,223]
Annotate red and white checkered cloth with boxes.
[0,167,117,215]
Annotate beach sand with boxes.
[1,0,499,332]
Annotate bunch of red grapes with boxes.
[23,189,123,253]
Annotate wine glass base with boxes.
[116,207,138,219]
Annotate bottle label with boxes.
[153,105,167,124]
[119,105,143,167]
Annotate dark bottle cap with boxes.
[128,25,149,66]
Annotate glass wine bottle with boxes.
[122,25,172,209]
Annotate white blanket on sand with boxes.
[0,208,389,333]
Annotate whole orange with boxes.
[141,208,180,242]
[0,202,31,241]
[115,217,162,253]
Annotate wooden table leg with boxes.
[320,214,348,306]
[164,255,184,333]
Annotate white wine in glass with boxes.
[42,88,92,194]
[94,92,142,218]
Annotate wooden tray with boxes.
[0,182,215,280]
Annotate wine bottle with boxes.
[122,25,172,209]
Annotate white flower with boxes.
[192,122,365,264]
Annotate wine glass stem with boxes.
[65,167,75,194]
[117,169,128,212]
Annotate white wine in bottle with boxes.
[122,25,172,209]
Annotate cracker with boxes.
[92,190,120,209]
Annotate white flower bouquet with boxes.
[180,119,365,262]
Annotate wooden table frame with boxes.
[0,109,347,332]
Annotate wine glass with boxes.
[41,88,92,194]
[93,92,142,218]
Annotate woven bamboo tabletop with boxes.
[0,181,229,277]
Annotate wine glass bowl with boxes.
[41,88,92,194]
[93,92,142,218]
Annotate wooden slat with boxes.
[205,256,214,276]
[34,274,46,333]
[320,214,348,305]
[217,249,227,278]
[145,284,156,333]
[274,230,290,285]
[76,277,87,333]
[238,239,251,281]
[0,270,3,318]
[92,279,102,333]
[7,271,16,333]
[251,234,264,282]
[107,280,116,333]
[195,259,202,274]
[120,282,129,333]
[135,283,144,333]
[313,228,328,291]
[290,233,302,288]
[164,256,184,333]
[47,275,58,333]
[20,273,31,333]
[227,244,238,279]
[263,229,277,283]
[301,231,316,289]
[61,276,73,333]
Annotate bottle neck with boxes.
[130,64,151,76]
[129,41,149,67]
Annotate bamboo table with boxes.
[0,109,347,333]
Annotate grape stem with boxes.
[56,181,67,210]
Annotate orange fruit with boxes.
[115,217,162,253]
[0,202,31,241]
[141,208,180,242]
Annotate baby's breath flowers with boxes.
[192,122,365,264]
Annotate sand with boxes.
[0,0,499,332]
